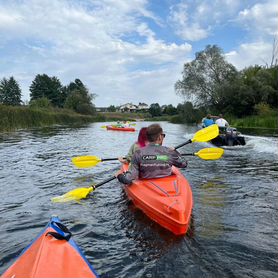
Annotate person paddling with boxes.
[115,124,187,185]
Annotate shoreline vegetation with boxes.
[0,105,146,132]
[0,105,277,133]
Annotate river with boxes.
[0,122,277,277]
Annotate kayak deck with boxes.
[122,164,193,235]
[2,217,98,278]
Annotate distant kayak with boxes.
[106,125,135,132]
[121,164,193,235]
[211,127,246,146]
[1,216,98,278]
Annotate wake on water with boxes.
[182,133,278,156]
[244,135,278,155]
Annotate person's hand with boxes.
[115,170,122,177]
[169,146,175,151]
[118,157,128,164]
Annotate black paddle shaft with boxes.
[181,153,194,156]
[93,176,117,189]
[101,157,126,162]
[174,139,192,150]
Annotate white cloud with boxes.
[0,0,192,106]
[237,0,278,36]
[226,0,278,70]
[225,41,273,69]
[168,2,209,41]
[0,0,276,107]
[167,0,243,41]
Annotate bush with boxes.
[0,104,102,131]
[29,97,52,109]
[170,115,183,123]
[76,103,96,115]
[254,103,274,116]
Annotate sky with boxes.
[0,0,277,107]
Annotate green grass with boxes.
[230,114,278,129]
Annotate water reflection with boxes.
[196,180,227,238]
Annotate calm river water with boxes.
[0,122,277,277]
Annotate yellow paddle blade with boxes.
[195,148,224,160]
[100,125,107,128]
[51,187,94,203]
[192,124,219,143]
[72,156,101,168]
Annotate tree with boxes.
[175,45,238,107]
[29,97,52,109]
[0,77,22,105]
[149,103,162,117]
[107,105,116,112]
[177,102,202,123]
[64,90,95,115]
[163,104,178,115]
[64,79,96,115]
[29,74,64,107]
[220,65,278,117]
[255,66,278,108]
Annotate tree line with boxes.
[0,74,96,115]
[1,44,277,122]
[175,44,278,123]
[107,103,179,117]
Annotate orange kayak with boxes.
[106,125,135,132]
[1,217,98,278]
[121,164,193,235]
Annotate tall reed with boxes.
[230,114,278,129]
[0,105,104,132]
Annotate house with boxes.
[95,107,108,112]
[137,102,149,111]
[96,103,150,113]
[119,103,138,112]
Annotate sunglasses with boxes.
[161,133,166,138]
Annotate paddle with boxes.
[72,124,219,168]
[174,124,219,149]
[71,155,122,168]
[72,156,121,168]
[72,147,224,168]
[181,147,224,160]
[51,176,117,203]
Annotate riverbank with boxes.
[167,114,277,130]
[1,105,276,133]
[0,105,105,132]
[229,114,277,129]
[0,106,149,132]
